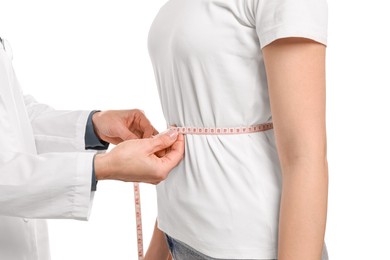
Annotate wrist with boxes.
[91,111,104,140]
[94,153,111,180]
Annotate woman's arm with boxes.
[262,37,328,259]
[144,220,172,260]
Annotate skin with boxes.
[92,109,158,143]
[144,221,173,260]
[145,37,328,259]
[263,37,328,259]
[90,109,185,184]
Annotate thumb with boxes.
[149,129,178,153]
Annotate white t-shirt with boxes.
[148,0,328,258]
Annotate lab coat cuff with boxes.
[74,111,93,151]
[71,152,96,220]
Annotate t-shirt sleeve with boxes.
[253,0,328,48]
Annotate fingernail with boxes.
[165,129,178,139]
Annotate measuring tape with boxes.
[169,122,273,135]
[133,183,144,260]
[133,122,273,259]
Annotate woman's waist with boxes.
[167,121,273,135]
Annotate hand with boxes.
[94,129,184,184]
[92,109,158,144]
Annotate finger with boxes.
[143,125,157,139]
[149,129,178,153]
[118,125,139,140]
[153,129,167,157]
[129,123,150,139]
[123,110,146,138]
[136,113,156,137]
[155,149,167,158]
[159,134,185,171]
[103,136,123,145]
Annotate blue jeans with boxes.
[165,234,329,260]
[164,234,276,260]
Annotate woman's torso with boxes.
[148,0,282,258]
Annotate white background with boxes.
[1,0,389,259]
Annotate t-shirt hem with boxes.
[158,221,278,259]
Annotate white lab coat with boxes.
[0,40,96,260]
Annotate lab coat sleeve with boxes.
[0,151,95,220]
[23,95,92,153]
[0,48,95,220]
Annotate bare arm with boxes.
[262,37,328,259]
[144,220,172,260]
